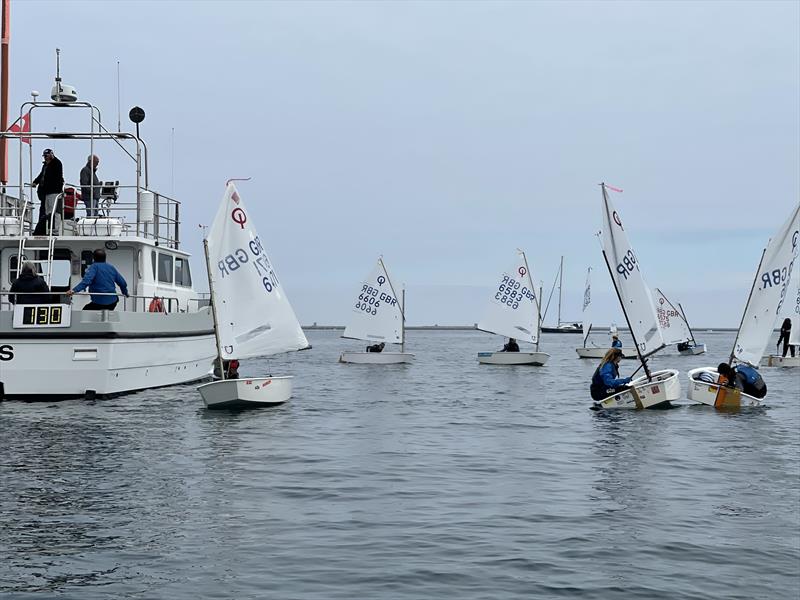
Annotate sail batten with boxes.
[205,183,308,361]
[478,250,540,344]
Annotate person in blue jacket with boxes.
[611,335,623,349]
[66,249,129,310]
[590,348,632,400]
[717,362,767,399]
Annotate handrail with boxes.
[0,291,181,313]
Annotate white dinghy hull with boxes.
[593,369,680,410]
[339,351,414,364]
[477,351,550,365]
[762,355,800,367]
[198,375,293,409]
[686,368,761,408]
[679,344,707,356]
[576,347,636,359]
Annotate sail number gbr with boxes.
[355,284,397,316]
[616,249,639,280]
[217,236,278,294]
[494,276,534,310]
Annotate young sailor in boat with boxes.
[366,342,385,353]
[776,318,795,358]
[717,362,767,399]
[500,338,520,352]
[611,335,622,349]
[590,348,632,400]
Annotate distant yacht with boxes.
[541,256,582,333]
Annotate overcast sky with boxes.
[6,1,799,327]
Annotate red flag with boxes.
[8,112,31,144]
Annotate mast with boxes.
[520,250,540,351]
[0,0,10,186]
[401,287,406,353]
[676,302,697,346]
[537,284,543,351]
[557,255,564,326]
[729,248,767,366]
[203,238,226,381]
[600,183,652,380]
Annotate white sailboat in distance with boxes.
[653,288,706,355]
[688,202,800,406]
[592,183,680,410]
[477,249,549,365]
[339,257,413,364]
[197,182,309,408]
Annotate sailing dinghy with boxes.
[197,182,309,409]
[575,267,636,358]
[763,260,799,367]
[688,202,800,405]
[477,249,549,365]
[339,257,413,364]
[654,288,706,355]
[592,184,680,410]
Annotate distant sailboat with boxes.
[197,182,309,409]
[689,202,800,405]
[575,266,636,359]
[764,264,800,367]
[477,249,550,365]
[541,256,582,333]
[592,183,680,410]
[339,257,414,364]
[653,288,706,355]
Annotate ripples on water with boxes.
[0,330,798,599]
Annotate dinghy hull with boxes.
[339,352,414,364]
[762,355,800,367]
[686,368,761,408]
[575,347,636,359]
[198,376,292,409]
[678,344,707,356]
[477,351,550,365]
[592,369,680,410]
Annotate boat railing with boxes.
[0,291,183,314]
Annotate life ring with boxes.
[148,297,166,313]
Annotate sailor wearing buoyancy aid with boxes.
[717,362,767,399]
[590,348,632,400]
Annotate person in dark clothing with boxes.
[611,335,623,349]
[66,249,129,310]
[366,342,385,353]
[501,338,520,352]
[776,318,795,358]
[590,348,633,400]
[32,149,64,235]
[80,154,102,217]
[9,261,52,304]
[717,362,767,399]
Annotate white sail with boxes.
[478,250,539,344]
[581,267,592,343]
[734,202,800,365]
[654,288,692,345]
[601,186,664,356]
[342,258,404,344]
[206,183,308,360]
[789,266,800,346]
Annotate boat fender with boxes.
[148,297,166,313]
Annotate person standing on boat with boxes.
[66,249,129,310]
[8,261,52,304]
[611,335,622,349]
[776,318,795,358]
[717,362,767,399]
[366,342,385,353]
[80,154,102,217]
[590,348,632,400]
[501,338,520,352]
[32,148,64,235]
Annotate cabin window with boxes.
[157,252,174,284]
[175,257,192,287]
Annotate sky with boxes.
[4,0,799,327]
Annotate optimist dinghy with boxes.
[763,260,800,367]
[575,267,636,358]
[197,182,309,409]
[688,202,800,407]
[591,183,680,410]
[339,257,413,364]
[654,288,706,355]
[477,249,549,365]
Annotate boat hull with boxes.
[541,325,582,334]
[576,346,636,359]
[678,343,707,356]
[339,351,414,364]
[593,369,681,410]
[762,354,800,367]
[198,376,292,409]
[686,367,761,408]
[477,351,549,365]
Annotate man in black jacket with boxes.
[9,261,52,304]
[32,148,64,234]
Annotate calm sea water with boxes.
[1,330,798,599]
